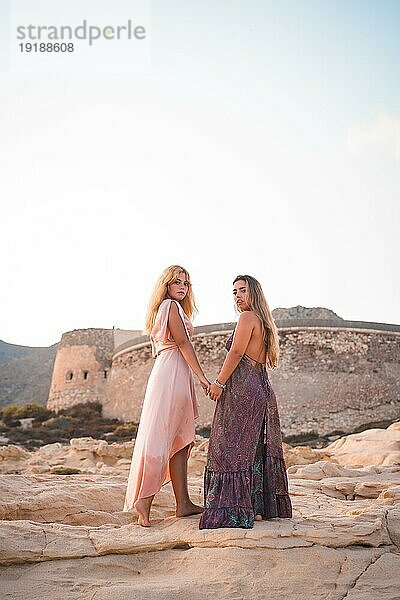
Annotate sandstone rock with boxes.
[323,425,400,467]
[35,442,64,456]
[2,547,396,600]
[388,422,400,432]
[0,445,30,461]
[287,461,367,480]
[282,443,331,468]
[0,474,128,524]
[29,465,51,474]
[378,485,400,504]
[0,444,31,474]
[1,437,136,475]
[1,429,400,598]
[116,458,132,466]
[288,463,400,504]
[343,552,400,599]
[385,506,400,547]
[0,506,394,568]
[69,437,108,452]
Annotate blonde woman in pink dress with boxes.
[123,265,210,526]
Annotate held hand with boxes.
[209,382,223,402]
[199,375,211,395]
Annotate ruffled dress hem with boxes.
[199,456,292,529]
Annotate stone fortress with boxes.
[47,307,400,439]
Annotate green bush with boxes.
[0,400,138,448]
[50,467,81,475]
[59,401,103,419]
[54,402,120,439]
[0,403,53,426]
[111,422,138,438]
[42,416,78,434]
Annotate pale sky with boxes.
[1,0,399,347]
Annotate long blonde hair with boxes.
[144,265,197,334]
[233,274,280,369]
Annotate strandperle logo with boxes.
[16,20,146,46]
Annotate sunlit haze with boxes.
[1,0,399,347]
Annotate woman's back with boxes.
[242,311,267,365]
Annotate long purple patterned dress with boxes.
[199,332,292,529]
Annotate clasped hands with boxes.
[199,376,223,402]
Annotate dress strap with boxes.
[243,352,265,365]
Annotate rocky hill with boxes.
[272,305,343,321]
[0,340,57,408]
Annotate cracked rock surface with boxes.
[1,425,399,599]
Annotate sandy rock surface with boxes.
[1,425,400,599]
[319,422,400,467]
[0,437,135,476]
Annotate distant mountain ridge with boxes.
[0,340,57,408]
[0,340,34,361]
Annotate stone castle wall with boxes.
[272,327,400,436]
[47,321,400,438]
[103,325,400,437]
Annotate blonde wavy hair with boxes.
[144,265,197,334]
[233,274,280,369]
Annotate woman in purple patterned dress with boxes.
[199,275,292,529]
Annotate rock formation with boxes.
[0,423,399,598]
[272,305,343,321]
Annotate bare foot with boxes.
[255,514,263,521]
[175,502,204,517]
[137,515,151,527]
[134,498,152,527]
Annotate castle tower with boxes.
[47,328,115,413]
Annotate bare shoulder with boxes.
[160,298,172,306]
[167,300,185,321]
[166,299,179,313]
[238,311,258,325]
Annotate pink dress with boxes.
[123,299,199,511]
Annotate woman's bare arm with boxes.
[168,301,208,384]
